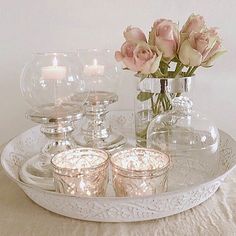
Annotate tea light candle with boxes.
[83,59,104,76]
[51,148,109,197]
[41,57,67,80]
[110,148,171,197]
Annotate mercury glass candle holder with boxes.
[51,148,109,197]
[110,148,171,197]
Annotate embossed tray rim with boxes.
[1,140,236,201]
[1,126,235,200]
[1,110,236,222]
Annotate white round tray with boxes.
[1,111,236,222]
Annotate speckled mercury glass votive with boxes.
[51,148,109,197]
[110,148,170,197]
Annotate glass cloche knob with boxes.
[172,96,193,113]
[147,96,220,169]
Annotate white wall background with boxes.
[0,0,236,145]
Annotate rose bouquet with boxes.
[115,14,225,146]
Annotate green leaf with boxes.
[159,61,169,75]
[136,73,148,82]
[171,57,180,63]
[167,71,175,77]
[137,92,153,101]
[151,69,164,78]
[140,73,148,81]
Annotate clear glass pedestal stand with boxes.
[73,91,126,151]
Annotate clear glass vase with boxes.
[135,76,193,147]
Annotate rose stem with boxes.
[186,66,192,76]
[173,63,185,78]
[189,66,198,76]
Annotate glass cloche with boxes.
[147,96,220,168]
[77,49,120,93]
[20,52,87,116]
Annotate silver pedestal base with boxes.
[73,91,126,151]
[76,132,126,151]
[19,104,83,189]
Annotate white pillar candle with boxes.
[41,57,67,80]
[83,59,104,76]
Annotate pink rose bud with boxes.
[115,41,137,71]
[150,19,180,61]
[123,26,147,42]
[181,14,206,36]
[115,41,162,74]
[179,28,225,67]
[133,42,162,74]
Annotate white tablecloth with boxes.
[0,144,236,236]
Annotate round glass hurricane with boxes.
[20,52,87,115]
[135,76,193,147]
[51,148,109,197]
[19,52,87,190]
[73,49,126,151]
[110,148,170,197]
[147,96,220,174]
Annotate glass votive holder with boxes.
[51,148,109,197]
[110,148,171,197]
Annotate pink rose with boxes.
[181,14,206,36]
[124,26,147,42]
[115,41,162,74]
[179,28,225,67]
[149,19,180,61]
[115,41,137,71]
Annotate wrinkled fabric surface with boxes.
[0,145,235,236]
